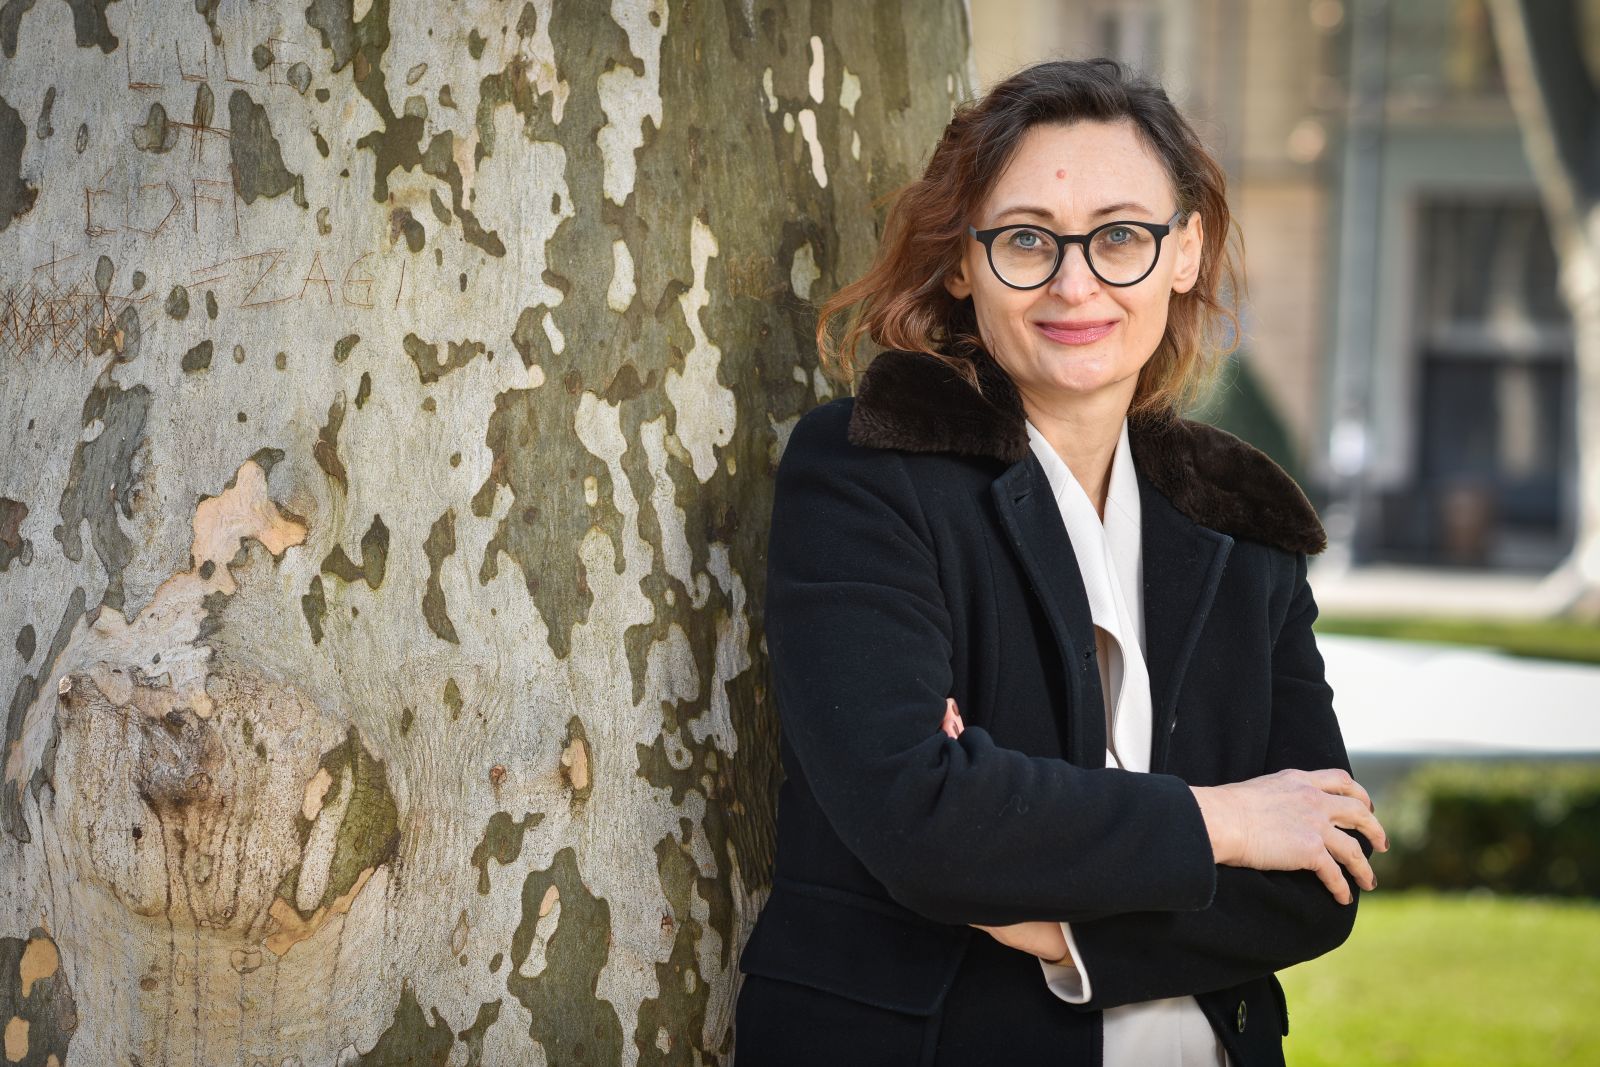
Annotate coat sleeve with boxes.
[764,401,1217,926]
[1057,550,1375,1009]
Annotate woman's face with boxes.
[944,119,1204,417]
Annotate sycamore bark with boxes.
[0,3,972,1063]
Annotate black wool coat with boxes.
[734,346,1373,1066]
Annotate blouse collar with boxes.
[1023,416,1145,647]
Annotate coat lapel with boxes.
[989,451,1235,773]
[1136,471,1233,774]
[990,455,1108,768]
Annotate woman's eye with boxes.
[1006,229,1047,250]
[1105,226,1135,244]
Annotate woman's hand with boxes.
[1190,769,1389,905]
[971,920,1070,964]
[940,697,964,739]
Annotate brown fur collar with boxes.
[846,347,1327,555]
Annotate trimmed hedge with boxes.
[1373,761,1600,897]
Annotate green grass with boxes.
[1279,890,1600,1066]
[1314,615,1600,665]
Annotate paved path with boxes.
[1320,634,1600,756]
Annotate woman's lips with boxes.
[1035,320,1116,345]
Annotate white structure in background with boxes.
[1322,634,1600,756]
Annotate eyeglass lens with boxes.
[990,225,1159,287]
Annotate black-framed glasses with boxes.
[967,209,1186,289]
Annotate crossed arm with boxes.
[952,560,1388,1009]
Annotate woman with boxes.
[735,59,1387,1066]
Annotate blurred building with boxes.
[968,0,1581,573]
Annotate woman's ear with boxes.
[1170,212,1205,295]
[944,256,973,300]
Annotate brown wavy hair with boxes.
[815,57,1243,421]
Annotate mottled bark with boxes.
[1487,0,1600,615]
[0,2,972,1063]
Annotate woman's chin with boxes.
[1037,361,1123,398]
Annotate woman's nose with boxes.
[1048,243,1100,303]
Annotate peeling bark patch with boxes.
[666,218,737,483]
[422,509,458,643]
[321,514,388,589]
[354,982,452,1066]
[0,498,27,571]
[180,339,212,372]
[0,94,38,233]
[52,377,150,612]
[227,90,305,207]
[0,0,38,59]
[633,830,712,1064]
[510,307,547,369]
[16,939,55,1001]
[305,0,362,76]
[13,626,34,662]
[443,677,461,720]
[164,285,188,319]
[390,206,424,252]
[508,847,621,1065]
[301,766,334,820]
[307,0,504,255]
[193,0,220,43]
[607,238,636,313]
[3,586,84,842]
[131,103,176,153]
[0,931,75,1065]
[469,810,543,894]
[596,0,667,205]
[635,733,737,967]
[269,727,399,950]
[333,333,360,362]
[559,716,590,802]
[3,1017,24,1061]
[301,574,327,643]
[60,0,114,51]
[472,387,607,660]
[34,86,52,140]
[403,332,486,385]
[313,394,348,493]
[456,999,501,1067]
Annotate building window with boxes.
[1380,198,1576,569]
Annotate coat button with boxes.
[1236,999,1248,1032]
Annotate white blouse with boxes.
[1026,417,1232,1067]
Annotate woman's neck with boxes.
[1022,388,1131,520]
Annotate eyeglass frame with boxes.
[966,209,1188,290]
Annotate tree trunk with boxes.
[0,3,972,1063]
[1486,0,1600,616]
